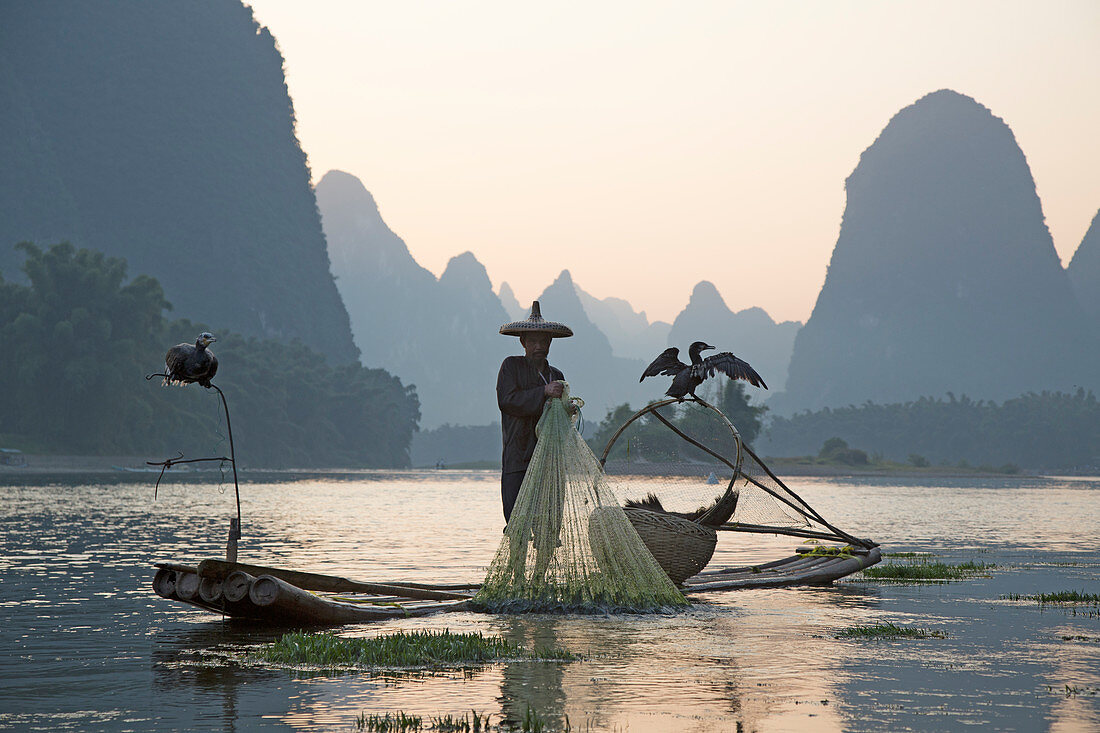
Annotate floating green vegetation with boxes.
[1001,590,1100,606]
[430,711,493,732]
[520,707,549,733]
[1037,591,1100,606]
[1046,684,1099,699]
[859,560,993,583]
[356,711,423,732]
[1060,635,1100,643]
[885,551,935,559]
[254,630,577,669]
[354,708,550,732]
[836,623,948,639]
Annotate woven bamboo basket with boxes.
[624,507,717,584]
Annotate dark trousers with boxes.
[501,470,526,522]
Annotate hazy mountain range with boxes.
[1068,208,1100,324]
[317,170,514,427]
[2,6,1094,439]
[573,286,672,362]
[326,88,1099,429]
[317,170,796,427]
[779,90,1099,412]
[667,282,800,393]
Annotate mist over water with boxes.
[2,472,1097,731]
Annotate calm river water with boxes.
[1,471,1098,732]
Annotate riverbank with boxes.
[6,454,1090,479]
[0,455,160,474]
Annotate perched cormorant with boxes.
[640,341,767,399]
[624,490,740,525]
[164,332,218,388]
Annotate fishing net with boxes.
[473,385,688,613]
[601,398,867,546]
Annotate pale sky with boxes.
[247,0,1100,324]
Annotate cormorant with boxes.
[640,341,767,399]
[624,490,740,525]
[164,332,218,388]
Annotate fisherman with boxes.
[496,301,573,521]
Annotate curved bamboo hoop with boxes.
[598,396,875,548]
[599,397,743,526]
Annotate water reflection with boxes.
[1047,623,1100,733]
[0,472,1097,731]
[498,618,567,728]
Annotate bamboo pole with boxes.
[715,523,853,544]
[248,574,469,625]
[198,559,472,601]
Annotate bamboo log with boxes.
[691,554,833,583]
[223,571,256,603]
[684,561,839,592]
[172,595,230,614]
[175,572,201,601]
[693,553,810,577]
[682,547,881,592]
[152,567,177,598]
[198,559,471,601]
[155,562,199,574]
[380,581,481,592]
[198,576,224,604]
[248,574,470,625]
[151,568,236,614]
[799,550,880,586]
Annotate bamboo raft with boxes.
[152,546,881,626]
[153,559,476,624]
[151,399,882,625]
[682,545,881,592]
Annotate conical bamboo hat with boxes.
[499,301,573,338]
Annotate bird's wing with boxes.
[165,344,190,375]
[205,352,218,380]
[640,347,686,381]
[694,352,769,389]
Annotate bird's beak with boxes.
[207,336,217,345]
[703,343,715,351]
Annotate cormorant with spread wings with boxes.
[640,341,767,400]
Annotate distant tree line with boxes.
[408,380,769,468]
[411,423,501,468]
[762,391,1100,470]
[0,243,419,467]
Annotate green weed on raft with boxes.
[254,630,578,669]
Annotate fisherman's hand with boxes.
[543,381,564,398]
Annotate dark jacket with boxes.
[497,355,564,474]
